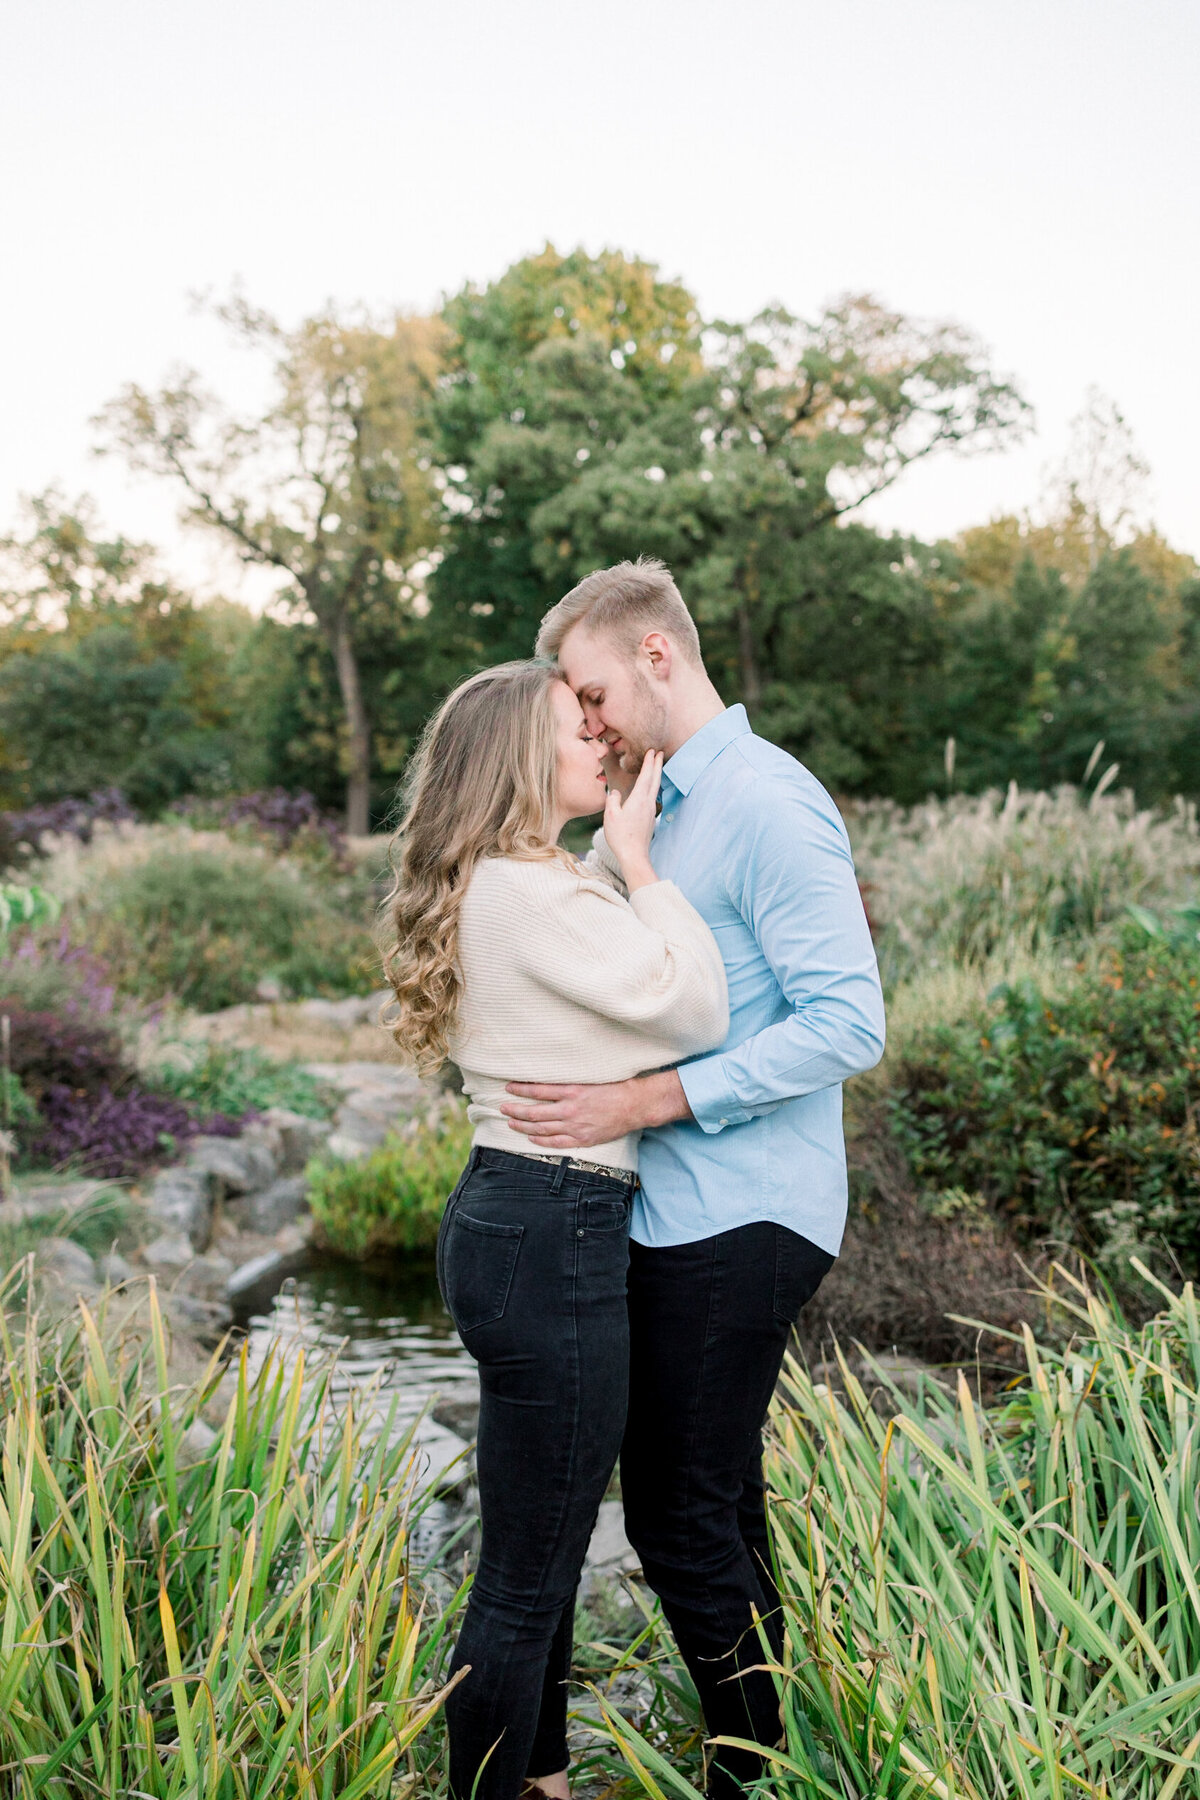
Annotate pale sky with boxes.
[2,0,1197,603]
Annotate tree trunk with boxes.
[737,599,762,712]
[332,610,372,836]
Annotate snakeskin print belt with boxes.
[521,1150,638,1186]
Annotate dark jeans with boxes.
[436,1147,635,1800]
[621,1222,835,1799]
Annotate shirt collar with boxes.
[662,705,750,799]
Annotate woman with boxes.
[383,660,727,1800]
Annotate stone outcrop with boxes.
[303,1062,429,1162]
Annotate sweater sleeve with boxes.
[513,865,728,1056]
[578,827,629,896]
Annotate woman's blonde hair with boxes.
[382,659,568,1073]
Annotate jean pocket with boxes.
[773,1229,835,1325]
[442,1211,524,1333]
[582,1196,631,1233]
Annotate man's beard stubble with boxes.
[613,672,670,774]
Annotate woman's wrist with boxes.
[619,855,658,892]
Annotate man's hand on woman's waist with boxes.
[501,1069,691,1150]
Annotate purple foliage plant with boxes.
[2,788,136,858]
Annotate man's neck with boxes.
[663,682,727,760]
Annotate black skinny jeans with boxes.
[621,1221,834,1800]
[436,1147,635,1800]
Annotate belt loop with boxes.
[549,1156,570,1194]
[467,1146,481,1176]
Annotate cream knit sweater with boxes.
[448,854,729,1170]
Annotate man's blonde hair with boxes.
[535,557,703,666]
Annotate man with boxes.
[502,557,885,1799]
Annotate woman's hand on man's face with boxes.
[602,749,663,881]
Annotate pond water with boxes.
[232,1254,480,1454]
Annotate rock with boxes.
[178,1252,235,1302]
[187,1135,278,1197]
[431,1391,481,1439]
[98,1250,136,1286]
[144,1038,203,1076]
[255,977,285,1002]
[585,1501,640,1578]
[149,1167,216,1250]
[259,1108,332,1175]
[226,1232,310,1306]
[142,1232,196,1272]
[304,1061,426,1101]
[231,1176,309,1235]
[294,990,392,1031]
[856,1351,953,1405]
[4,1179,111,1229]
[168,1293,233,1337]
[323,1126,382,1162]
[179,1417,218,1463]
[300,1062,430,1162]
[297,995,371,1029]
[35,1236,98,1292]
[412,1417,472,1489]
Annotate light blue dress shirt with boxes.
[633,704,885,1256]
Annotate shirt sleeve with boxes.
[516,870,728,1056]
[677,782,885,1132]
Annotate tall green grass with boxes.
[597,1266,1200,1799]
[0,1271,466,1798]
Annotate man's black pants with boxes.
[621,1222,834,1799]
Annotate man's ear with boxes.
[642,631,673,680]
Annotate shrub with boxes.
[33,1083,206,1179]
[800,1119,1052,1371]
[0,923,117,1016]
[1,1004,129,1100]
[146,1040,334,1121]
[0,786,136,860]
[890,929,1200,1270]
[308,1107,473,1259]
[0,1282,461,1796]
[171,788,350,868]
[84,847,374,1011]
[0,1004,239,1178]
[0,1067,41,1155]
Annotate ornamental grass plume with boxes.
[849,782,1200,985]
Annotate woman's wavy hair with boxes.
[381,659,569,1073]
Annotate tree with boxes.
[0,623,246,809]
[536,296,1030,707]
[0,491,254,807]
[426,246,705,676]
[1045,387,1151,566]
[0,489,166,630]
[96,298,447,833]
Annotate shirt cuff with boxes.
[678,1054,753,1135]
